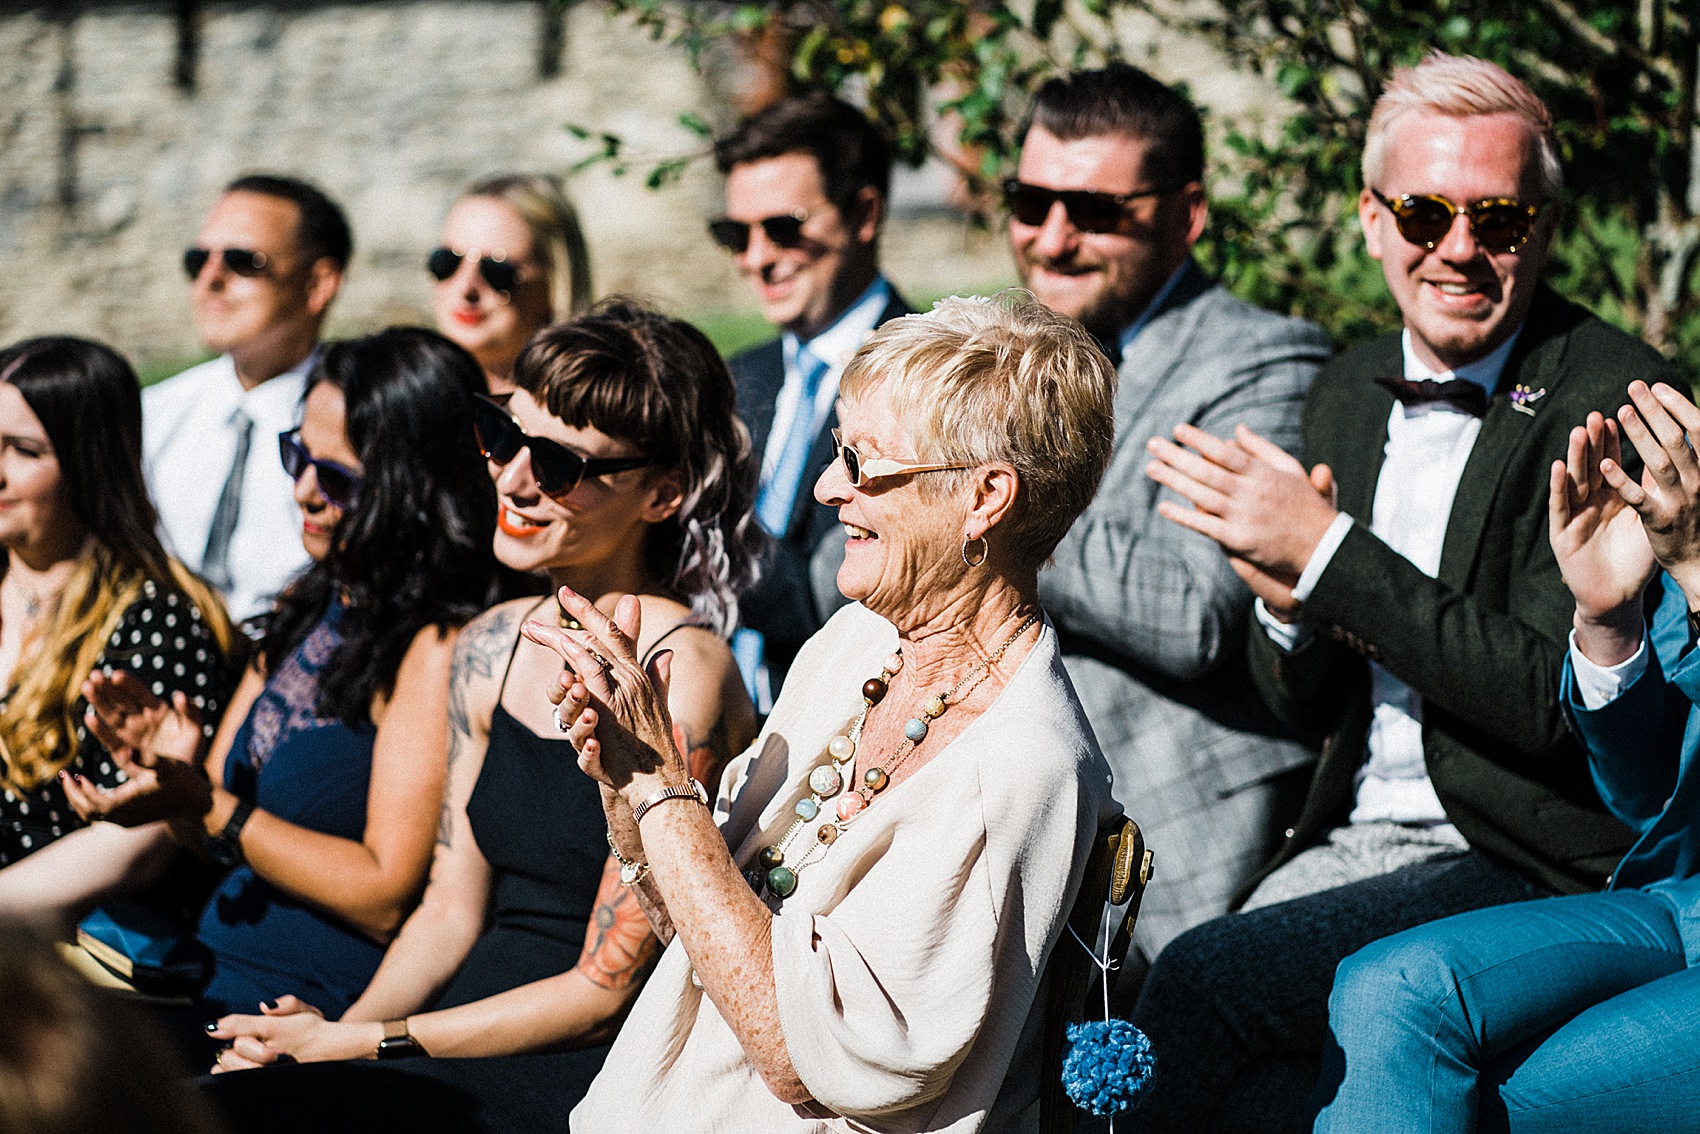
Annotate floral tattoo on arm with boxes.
[578,855,661,990]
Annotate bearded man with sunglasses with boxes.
[1128,54,1685,1133]
[1006,64,1333,991]
[144,174,350,624]
[709,93,912,709]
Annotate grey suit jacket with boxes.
[1039,258,1333,955]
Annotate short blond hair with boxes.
[1363,53,1561,199]
[461,173,593,320]
[839,292,1117,567]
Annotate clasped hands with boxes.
[1145,423,1340,621]
[60,671,211,827]
[519,586,691,811]
[1549,380,1700,667]
[206,996,373,1072]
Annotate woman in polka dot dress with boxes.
[0,337,236,924]
[67,328,502,1035]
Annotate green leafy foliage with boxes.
[593,0,1698,370]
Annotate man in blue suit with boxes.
[1313,378,1700,1130]
[709,93,911,707]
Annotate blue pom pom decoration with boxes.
[1061,1018,1156,1116]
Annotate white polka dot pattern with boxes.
[0,586,228,867]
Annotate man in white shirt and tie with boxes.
[709,93,911,707]
[1129,53,1685,1131]
[145,175,349,625]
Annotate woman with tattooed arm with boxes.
[198,302,761,1133]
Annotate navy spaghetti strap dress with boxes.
[197,617,698,1133]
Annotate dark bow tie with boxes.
[1374,375,1489,417]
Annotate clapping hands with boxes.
[1552,381,1700,664]
[520,586,682,802]
[60,671,210,826]
[1146,422,1340,619]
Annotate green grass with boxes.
[691,309,779,358]
[136,355,211,388]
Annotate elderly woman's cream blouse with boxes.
[571,602,1119,1133]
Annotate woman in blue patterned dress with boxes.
[67,327,500,1026]
[191,303,762,1132]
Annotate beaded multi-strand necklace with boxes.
[748,612,1042,903]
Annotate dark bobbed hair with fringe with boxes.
[511,300,761,634]
[262,327,500,727]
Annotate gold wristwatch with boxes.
[376,1018,428,1060]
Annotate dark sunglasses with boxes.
[707,210,810,254]
[472,395,655,498]
[279,430,364,509]
[426,247,522,295]
[1001,178,1182,234]
[183,247,269,281]
[1371,189,1544,254]
[830,429,970,488]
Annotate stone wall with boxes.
[0,1,1019,370]
[0,1,1278,371]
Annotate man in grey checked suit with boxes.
[1010,64,1333,986]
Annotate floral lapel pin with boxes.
[1509,384,1547,417]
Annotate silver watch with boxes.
[632,778,710,824]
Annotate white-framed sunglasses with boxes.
[831,429,971,487]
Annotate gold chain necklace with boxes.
[750,611,1041,902]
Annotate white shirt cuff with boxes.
[1568,627,1649,710]
[1291,513,1355,603]
[1255,599,1311,653]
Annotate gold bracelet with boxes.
[606,828,650,886]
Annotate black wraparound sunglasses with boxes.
[426,247,523,295]
[472,395,656,498]
[1001,179,1184,234]
[707,210,810,253]
[279,430,364,509]
[183,247,269,281]
[1371,189,1545,254]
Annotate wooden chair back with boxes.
[1037,815,1154,1133]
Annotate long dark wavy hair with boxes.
[0,337,236,790]
[262,327,500,726]
[512,300,762,633]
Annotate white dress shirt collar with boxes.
[781,275,895,376]
[241,349,318,423]
[762,276,895,484]
[1399,326,1522,392]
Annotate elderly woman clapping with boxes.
[523,294,1121,1132]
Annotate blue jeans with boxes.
[1313,888,1700,1133]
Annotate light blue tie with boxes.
[755,346,830,538]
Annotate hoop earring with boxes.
[962,534,989,569]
